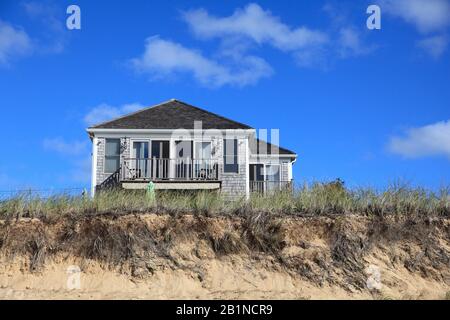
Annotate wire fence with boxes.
[0,187,89,201]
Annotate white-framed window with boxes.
[265,164,280,181]
[104,138,120,173]
[223,139,238,173]
[195,141,212,159]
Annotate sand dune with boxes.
[0,214,449,300]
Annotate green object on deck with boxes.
[147,181,155,202]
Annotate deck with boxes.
[121,180,221,190]
[97,158,221,192]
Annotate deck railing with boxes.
[97,166,122,192]
[250,180,293,194]
[122,158,219,181]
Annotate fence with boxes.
[0,187,88,201]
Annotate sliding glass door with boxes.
[250,164,264,193]
[195,142,212,179]
[265,164,280,192]
[132,141,149,179]
[175,141,193,179]
[151,141,169,179]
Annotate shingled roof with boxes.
[249,138,296,156]
[89,99,253,130]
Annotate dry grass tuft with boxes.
[0,182,449,289]
[1,182,449,220]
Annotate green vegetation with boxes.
[445,291,450,300]
[1,180,449,220]
[0,180,449,292]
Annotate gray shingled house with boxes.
[87,99,297,198]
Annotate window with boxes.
[195,142,211,159]
[265,165,280,181]
[105,139,120,173]
[265,164,280,192]
[175,141,193,159]
[223,139,238,173]
[250,164,264,181]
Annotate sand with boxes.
[0,214,449,300]
[0,253,447,300]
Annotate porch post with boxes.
[90,136,98,197]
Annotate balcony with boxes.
[121,158,219,181]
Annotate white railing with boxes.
[122,158,219,181]
[250,180,293,194]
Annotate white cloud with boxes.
[382,0,450,34]
[388,120,450,159]
[131,36,273,87]
[84,103,146,126]
[131,3,376,85]
[293,48,327,68]
[321,5,375,64]
[417,35,448,58]
[381,0,450,59]
[182,3,328,51]
[0,20,32,65]
[21,1,66,54]
[42,136,91,185]
[43,138,88,156]
[337,27,373,58]
[0,2,68,66]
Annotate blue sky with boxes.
[0,0,449,192]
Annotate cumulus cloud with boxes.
[182,3,328,51]
[417,35,448,58]
[321,4,375,62]
[0,20,32,65]
[382,0,450,34]
[130,36,273,87]
[43,138,88,156]
[337,27,374,58]
[380,0,450,59]
[42,137,91,185]
[84,103,146,126]
[21,1,67,54]
[131,3,378,86]
[388,120,450,159]
[0,2,69,66]
[130,3,330,85]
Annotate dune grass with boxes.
[0,181,449,220]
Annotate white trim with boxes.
[245,138,250,199]
[87,128,255,135]
[122,181,221,190]
[250,154,298,159]
[288,162,293,181]
[91,137,98,197]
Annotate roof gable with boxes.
[89,99,253,130]
[250,138,296,156]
